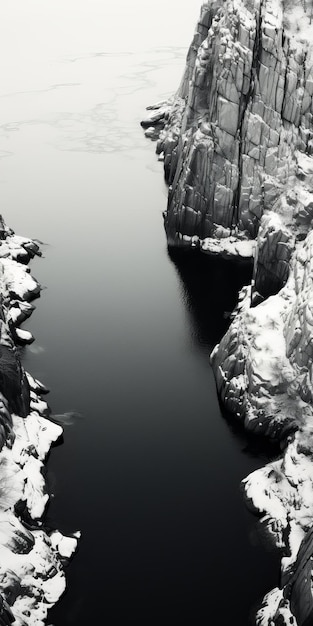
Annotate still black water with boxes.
[0,2,279,624]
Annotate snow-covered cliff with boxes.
[142,0,313,624]
[0,219,79,626]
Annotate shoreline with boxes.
[142,0,313,623]
[0,217,78,626]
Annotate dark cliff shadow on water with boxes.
[168,246,280,464]
[169,246,282,618]
[168,247,253,353]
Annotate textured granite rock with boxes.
[0,217,79,626]
[144,0,313,249]
[143,0,313,623]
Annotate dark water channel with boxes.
[0,2,280,624]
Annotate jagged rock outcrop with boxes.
[0,217,79,626]
[142,0,313,260]
[142,0,313,624]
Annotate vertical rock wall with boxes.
[142,0,313,623]
[143,0,313,255]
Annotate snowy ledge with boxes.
[201,235,256,259]
[0,217,79,626]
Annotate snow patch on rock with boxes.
[0,217,79,625]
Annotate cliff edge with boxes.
[142,0,313,624]
[0,218,79,626]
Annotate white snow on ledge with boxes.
[201,236,256,258]
[177,233,256,258]
[0,223,80,625]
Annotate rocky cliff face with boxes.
[144,0,313,256]
[0,218,79,626]
[142,1,313,624]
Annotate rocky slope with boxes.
[0,217,79,626]
[142,0,313,624]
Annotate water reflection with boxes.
[44,237,280,626]
[169,247,281,618]
[169,248,253,353]
[169,246,279,465]
[51,411,84,427]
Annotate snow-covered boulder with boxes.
[0,217,79,625]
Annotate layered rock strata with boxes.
[0,217,79,626]
[142,0,313,624]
